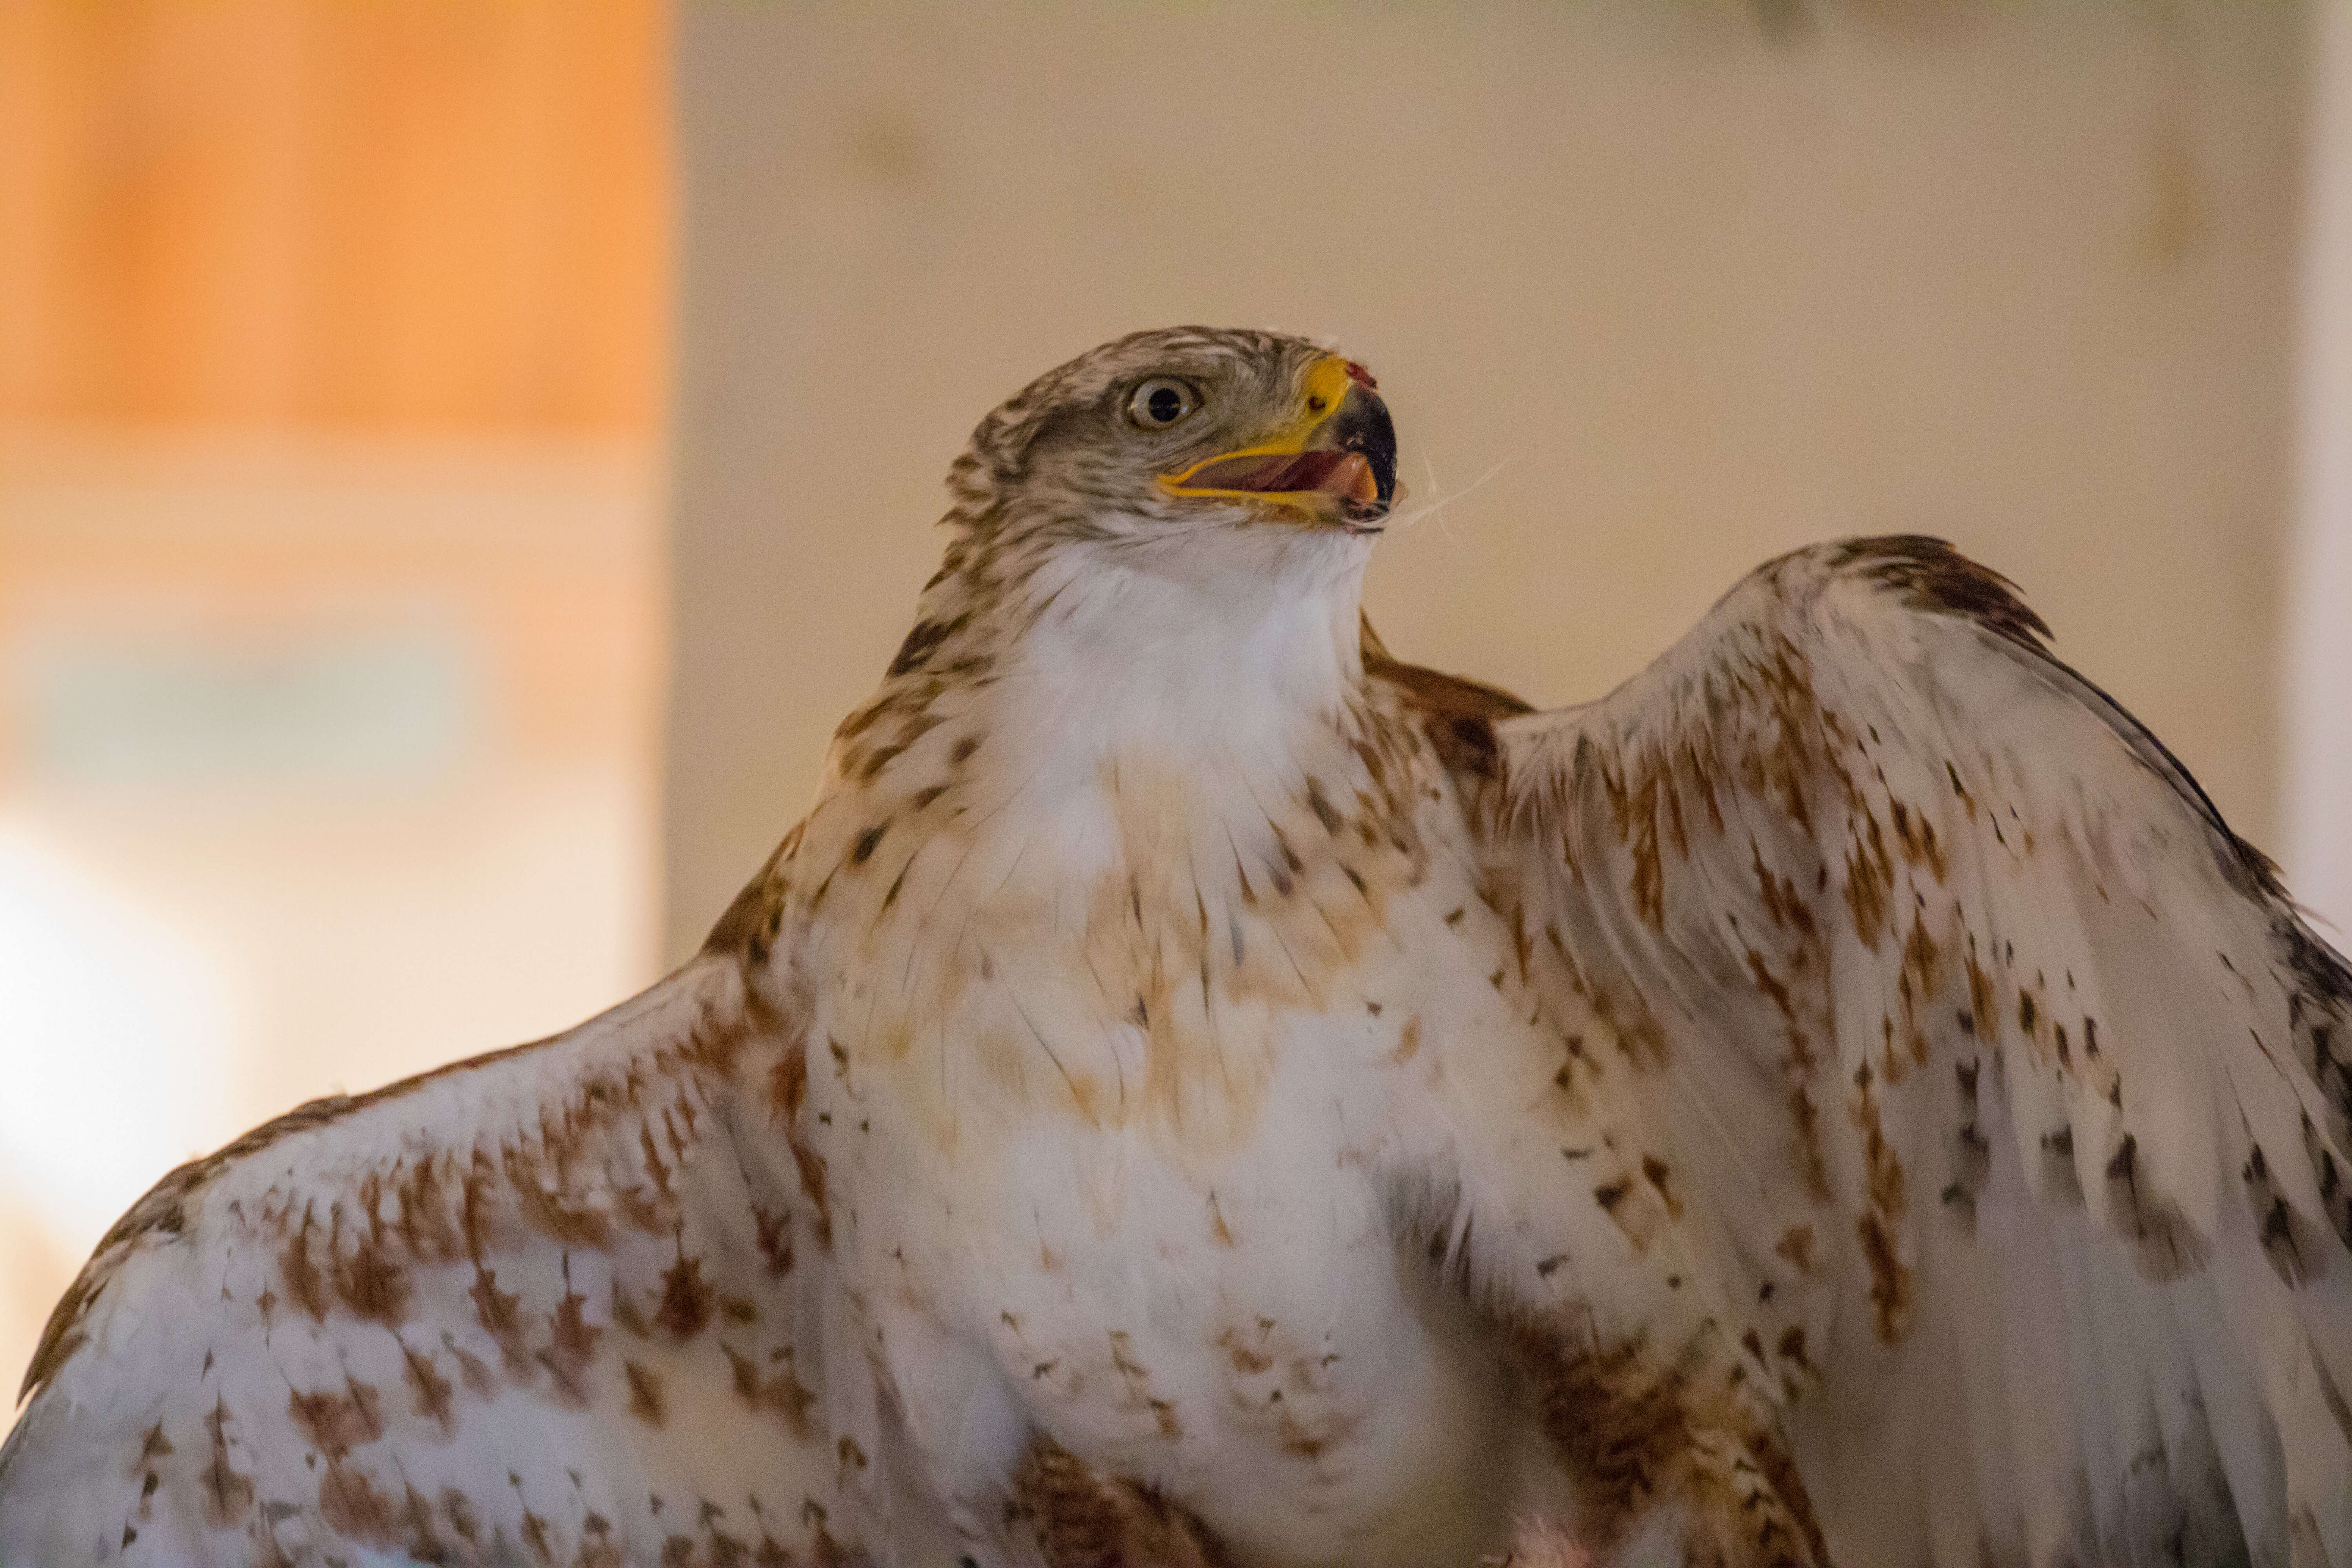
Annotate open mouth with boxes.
[1157,369,1392,534]
[1157,358,1399,530]
[1172,449,1383,510]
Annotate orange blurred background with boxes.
[0,0,671,1387]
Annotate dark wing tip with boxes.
[1831,537,2298,904]
[18,1284,94,1406]
[1830,535,2054,649]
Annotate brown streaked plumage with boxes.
[4,330,2348,1568]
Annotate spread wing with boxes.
[1493,539,2352,1567]
[0,850,902,1568]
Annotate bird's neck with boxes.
[905,529,1371,777]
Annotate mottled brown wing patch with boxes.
[22,964,773,1405]
[1008,1437,1237,1568]
[1362,639,1534,791]
[1509,1319,1824,1568]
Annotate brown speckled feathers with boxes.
[5,329,2348,1568]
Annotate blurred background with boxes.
[1,0,2347,1399]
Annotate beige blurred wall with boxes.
[2292,0,2352,930]
[665,0,2306,959]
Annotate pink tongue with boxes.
[1184,449,1374,499]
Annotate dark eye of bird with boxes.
[1128,377,1197,429]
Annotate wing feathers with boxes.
[1495,537,2352,1565]
[0,945,886,1568]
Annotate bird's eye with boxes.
[1128,378,1198,430]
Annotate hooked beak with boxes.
[1158,357,1398,530]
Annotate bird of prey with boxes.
[4,326,2349,1568]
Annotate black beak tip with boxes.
[1337,385,1399,514]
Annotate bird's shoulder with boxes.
[1359,628,1534,800]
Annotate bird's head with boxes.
[901,329,1401,713]
[947,327,1399,565]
